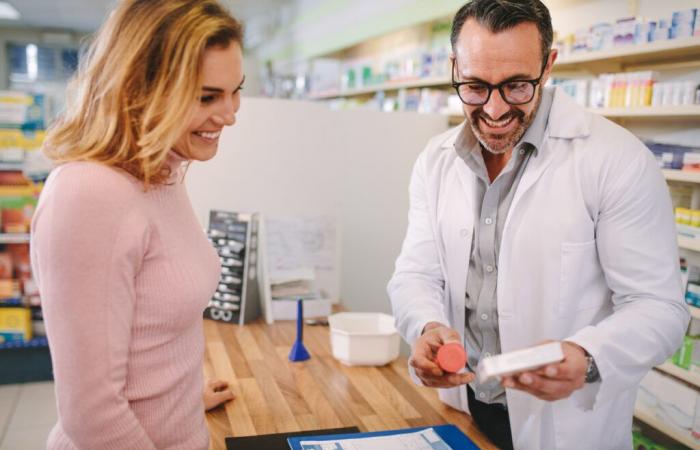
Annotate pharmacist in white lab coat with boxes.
[388,1,690,449]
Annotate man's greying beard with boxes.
[468,89,543,155]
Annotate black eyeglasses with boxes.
[451,60,547,106]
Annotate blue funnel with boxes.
[289,299,310,362]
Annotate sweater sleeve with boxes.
[31,164,157,450]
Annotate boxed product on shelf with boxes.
[556,8,700,55]
[647,142,698,170]
[0,280,20,299]
[0,252,11,279]
[670,9,697,39]
[613,18,637,46]
[0,129,46,161]
[638,370,698,431]
[0,92,47,130]
[653,19,671,42]
[31,306,44,337]
[309,58,342,95]
[0,307,31,343]
[671,335,700,369]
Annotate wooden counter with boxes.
[203,318,496,449]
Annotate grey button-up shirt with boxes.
[455,87,554,405]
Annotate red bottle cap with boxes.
[436,343,467,373]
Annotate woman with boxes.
[30,1,244,448]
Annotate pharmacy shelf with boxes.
[657,361,700,388]
[555,37,700,71]
[591,105,700,119]
[690,306,700,321]
[309,75,451,100]
[0,233,30,244]
[309,38,700,100]
[0,336,48,350]
[664,170,700,184]
[446,106,700,126]
[634,403,700,449]
[679,236,700,252]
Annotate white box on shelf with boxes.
[639,369,698,430]
[329,312,400,366]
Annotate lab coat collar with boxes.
[546,86,591,139]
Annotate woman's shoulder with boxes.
[48,161,143,198]
[41,161,148,218]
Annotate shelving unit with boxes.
[665,170,700,184]
[446,105,700,126]
[680,236,700,253]
[554,37,700,72]
[0,233,31,244]
[591,105,700,119]
[634,403,700,450]
[657,361,700,388]
[308,37,700,101]
[309,75,450,100]
[690,306,700,321]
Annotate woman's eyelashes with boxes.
[200,94,217,104]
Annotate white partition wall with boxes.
[186,97,449,314]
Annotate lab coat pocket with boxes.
[559,240,604,316]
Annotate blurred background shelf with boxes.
[634,403,700,450]
[656,361,700,388]
[0,233,31,244]
[665,170,700,184]
[678,236,700,252]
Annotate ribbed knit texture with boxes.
[30,154,220,450]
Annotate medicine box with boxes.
[0,307,32,343]
[476,342,564,383]
[0,92,46,130]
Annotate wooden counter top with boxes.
[203,318,496,450]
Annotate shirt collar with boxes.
[518,86,554,156]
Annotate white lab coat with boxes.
[388,87,690,450]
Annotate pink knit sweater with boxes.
[30,155,220,449]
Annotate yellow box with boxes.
[0,307,32,343]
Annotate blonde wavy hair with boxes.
[44,0,243,186]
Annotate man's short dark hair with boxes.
[451,0,553,65]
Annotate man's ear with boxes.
[542,48,558,85]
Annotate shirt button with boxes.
[519,149,526,155]
[485,265,494,273]
[479,392,486,399]
[460,228,469,237]
[484,217,493,225]
[481,313,488,321]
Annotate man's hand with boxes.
[500,341,588,401]
[409,322,475,388]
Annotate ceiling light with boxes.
[0,2,20,20]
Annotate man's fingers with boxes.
[410,354,443,376]
[435,327,462,345]
[515,372,579,397]
[419,371,475,388]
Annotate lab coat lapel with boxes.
[502,88,591,241]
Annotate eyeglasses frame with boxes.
[450,59,549,106]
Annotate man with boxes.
[387,1,690,449]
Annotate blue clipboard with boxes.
[287,424,479,450]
